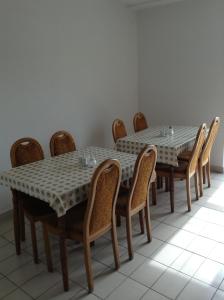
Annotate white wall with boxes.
[0,0,138,213]
[138,0,224,169]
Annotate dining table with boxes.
[0,146,137,255]
[116,125,199,166]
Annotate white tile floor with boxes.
[0,173,224,299]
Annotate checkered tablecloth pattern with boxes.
[0,147,136,217]
[116,126,198,167]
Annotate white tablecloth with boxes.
[116,126,198,167]
[0,147,136,217]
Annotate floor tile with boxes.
[208,243,224,264]
[93,269,126,299]
[168,229,196,249]
[163,212,191,228]
[0,236,9,248]
[131,259,166,287]
[186,236,217,257]
[180,217,206,234]
[0,252,33,276]
[107,278,148,300]
[119,252,146,276]
[152,223,178,241]
[3,288,32,300]
[199,223,224,243]
[171,250,204,276]
[70,259,107,288]
[136,238,164,258]
[8,261,46,285]
[152,268,190,299]
[93,244,126,267]
[213,290,224,300]
[21,270,62,298]
[194,259,224,287]
[0,277,17,299]
[141,289,169,300]
[0,243,16,262]
[177,278,216,300]
[151,243,183,266]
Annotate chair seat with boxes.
[177,150,192,161]
[22,196,55,220]
[156,161,188,175]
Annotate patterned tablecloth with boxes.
[0,147,137,217]
[116,126,199,167]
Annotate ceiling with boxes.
[121,0,185,9]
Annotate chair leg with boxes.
[169,170,174,213]
[43,224,53,272]
[139,210,145,234]
[198,164,203,197]
[157,176,162,189]
[165,177,169,192]
[59,237,69,291]
[194,171,199,200]
[116,214,121,227]
[144,205,152,242]
[111,220,120,270]
[12,196,21,255]
[126,215,133,260]
[151,182,157,205]
[203,166,206,184]
[207,160,211,188]
[19,201,25,242]
[84,241,94,293]
[186,177,191,212]
[30,221,39,264]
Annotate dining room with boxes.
[0,0,224,299]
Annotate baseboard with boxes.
[211,165,224,174]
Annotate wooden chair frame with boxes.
[157,124,207,212]
[112,119,127,143]
[50,130,76,157]
[10,137,54,263]
[133,112,148,133]
[116,146,157,260]
[43,159,122,292]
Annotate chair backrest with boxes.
[84,159,121,237]
[133,112,148,133]
[112,119,127,143]
[128,146,157,210]
[50,130,76,157]
[201,117,220,164]
[10,137,44,167]
[188,124,207,176]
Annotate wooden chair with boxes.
[178,117,220,197]
[133,112,148,133]
[42,159,121,292]
[116,145,157,260]
[112,118,157,206]
[156,124,207,212]
[50,130,76,157]
[112,119,127,143]
[10,138,55,263]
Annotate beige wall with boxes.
[0,0,138,213]
[138,0,224,170]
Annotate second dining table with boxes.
[0,146,137,254]
[116,125,199,166]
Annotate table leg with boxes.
[58,216,69,291]
[169,167,174,213]
[12,191,21,255]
